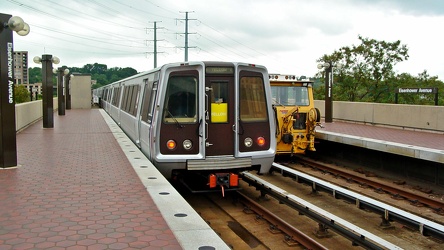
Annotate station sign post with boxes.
[0,13,17,168]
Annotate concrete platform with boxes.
[0,109,229,250]
[316,120,444,164]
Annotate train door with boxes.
[205,73,235,156]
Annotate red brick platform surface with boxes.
[0,109,181,250]
[318,120,444,151]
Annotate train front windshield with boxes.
[163,76,198,123]
[272,86,309,106]
[240,76,268,122]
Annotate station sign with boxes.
[396,88,438,94]
[395,87,439,105]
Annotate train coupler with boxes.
[208,173,239,197]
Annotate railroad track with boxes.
[295,156,444,213]
[183,183,349,249]
[236,191,327,249]
[183,158,444,249]
[267,160,444,242]
[240,171,403,250]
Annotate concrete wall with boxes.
[71,74,92,109]
[16,98,58,132]
[315,100,444,132]
[15,99,443,133]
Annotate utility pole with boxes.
[146,21,164,68]
[177,11,196,62]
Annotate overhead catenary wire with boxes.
[7,0,283,70]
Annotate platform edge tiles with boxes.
[316,131,444,163]
[99,109,230,250]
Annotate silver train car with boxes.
[94,61,276,190]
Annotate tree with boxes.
[28,67,42,84]
[317,35,409,102]
[28,63,138,88]
[15,84,30,103]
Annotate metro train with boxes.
[269,74,321,155]
[94,61,276,192]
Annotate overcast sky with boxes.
[4,0,444,80]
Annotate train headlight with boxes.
[257,137,265,146]
[183,140,193,150]
[166,140,176,150]
[244,137,253,147]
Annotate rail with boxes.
[237,192,327,249]
[240,170,403,250]
[297,157,444,213]
[270,162,444,241]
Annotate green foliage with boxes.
[28,67,42,84]
[29,63,138,89]
[316,35,444,105]
[14,84,31,104]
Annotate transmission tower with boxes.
[146,21,164,68]
[177,11,196,62]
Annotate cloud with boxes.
[4,0,444,80]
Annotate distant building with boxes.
[13,51,28,85]
[13,51,42,99]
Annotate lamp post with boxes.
[65,73,73,110]
[317,62,340,123]
[33,55,60,128]
[0,14,30,168]
[54,67,69,115]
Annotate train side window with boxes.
[105,89,109,101]
[132,85,140,116]
[140,79,152,122]
[140,76,157,123]
[116,87,121,107]
[112,87,119,106]
[126,86,134,113]
[122,86,128,111]
[163,75,197,124]
[147,82,158,123]
[240,76,267,122]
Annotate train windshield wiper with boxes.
[273,99,285,107]
[167,109,184,128]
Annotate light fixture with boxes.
[33,56,41,64]
[53,67,70,75]
[6,16,24,31]
[33,56,60,64]
[52,56,60,64]
[16,23,30,36]
[4,16,30,36]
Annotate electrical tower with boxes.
[146,21,164,68]
[177,11,196,62]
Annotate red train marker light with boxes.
[257,137,265,146]
[166,140,176,150]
